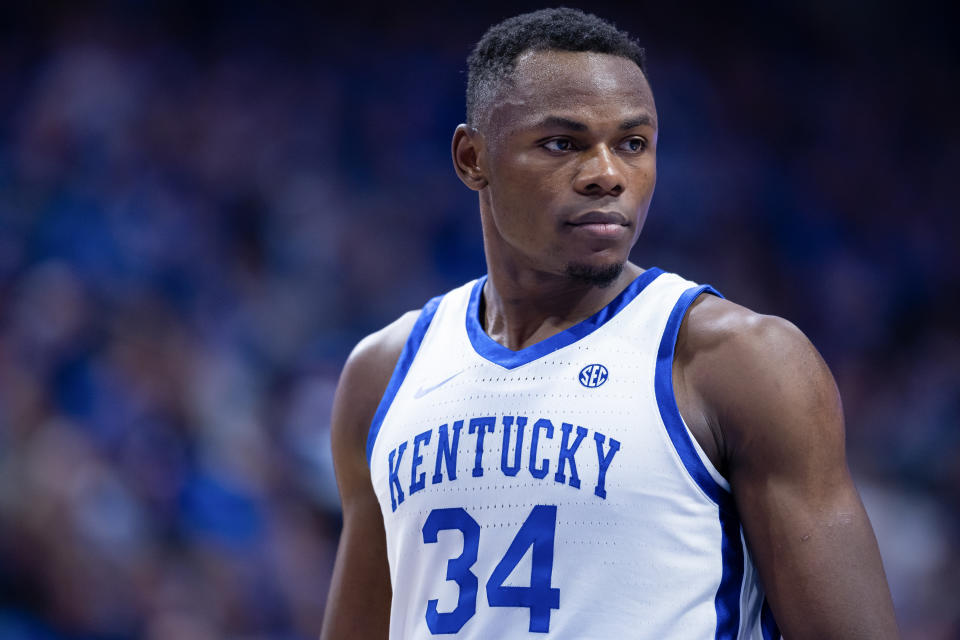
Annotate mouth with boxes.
[565,210,630,238]
[568,210,629,226]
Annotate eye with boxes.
[542,138,576,153]
[617,137,647,153]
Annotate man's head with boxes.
[453,9,657,288]
[466,8,647,131]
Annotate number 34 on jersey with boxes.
[422,504,561,635]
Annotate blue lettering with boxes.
[593,432,621,499]
[529,419,554,479]
[554,423,587,489]
[591,367,605,386]
[432,420,462,485]
[500,416,527,477]
[387,418,616,509]
[409,429,432,495]
[388,442,408,511]
[579,367,591,385]
[468,416,496,477]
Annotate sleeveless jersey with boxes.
[366,268,781,640]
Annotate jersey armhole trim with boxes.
[654,284,751,640]
[365,294,445,465]
[761,598,781,640]
[654,283,736,512]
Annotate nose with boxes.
[573,144,625,197]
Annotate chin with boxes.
[564,261,625,288]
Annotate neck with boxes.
[481,260,643,351]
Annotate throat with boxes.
[478,264,640,351]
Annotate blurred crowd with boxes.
[0,2,956,639]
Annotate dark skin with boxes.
[321,50,900,639]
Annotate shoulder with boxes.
[678,293,817,372]
[676,293,843,469]
[344,310,421,388]
[332,310,421,457]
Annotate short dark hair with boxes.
[466,8,647,126]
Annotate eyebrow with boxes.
[532,114,655,132]
[535,116,589,131]
[619,114,654,130]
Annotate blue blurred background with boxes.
[0,1,957,638]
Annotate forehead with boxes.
[487,49,656,133]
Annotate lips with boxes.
[567,210,628,226]
[565,210,629,240]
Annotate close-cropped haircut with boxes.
[466,8,647,127]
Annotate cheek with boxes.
[492,150,563,191]
[488,159,567,234]
[488,189,542,243]
[627,162,656,205]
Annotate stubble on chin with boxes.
[563,261,624,288]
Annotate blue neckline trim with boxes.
[465,267,665,370]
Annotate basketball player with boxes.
[321,8,899,639]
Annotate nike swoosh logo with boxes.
[413,371,464,399]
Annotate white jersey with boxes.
[367,268,780,640]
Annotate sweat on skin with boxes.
[384,414,622,511]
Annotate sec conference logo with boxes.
[579,364,609,388]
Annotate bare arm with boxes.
[676,295,899,639]
[320,312,418,640]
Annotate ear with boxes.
[451,124,488,191]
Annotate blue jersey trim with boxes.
[761,598,781,640]
[653,283,731,508]
[465,267,665,370]
[366,294,444,465]
[716,509,745,640]
[653,283,746,639]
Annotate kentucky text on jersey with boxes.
[385,415,621,511]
